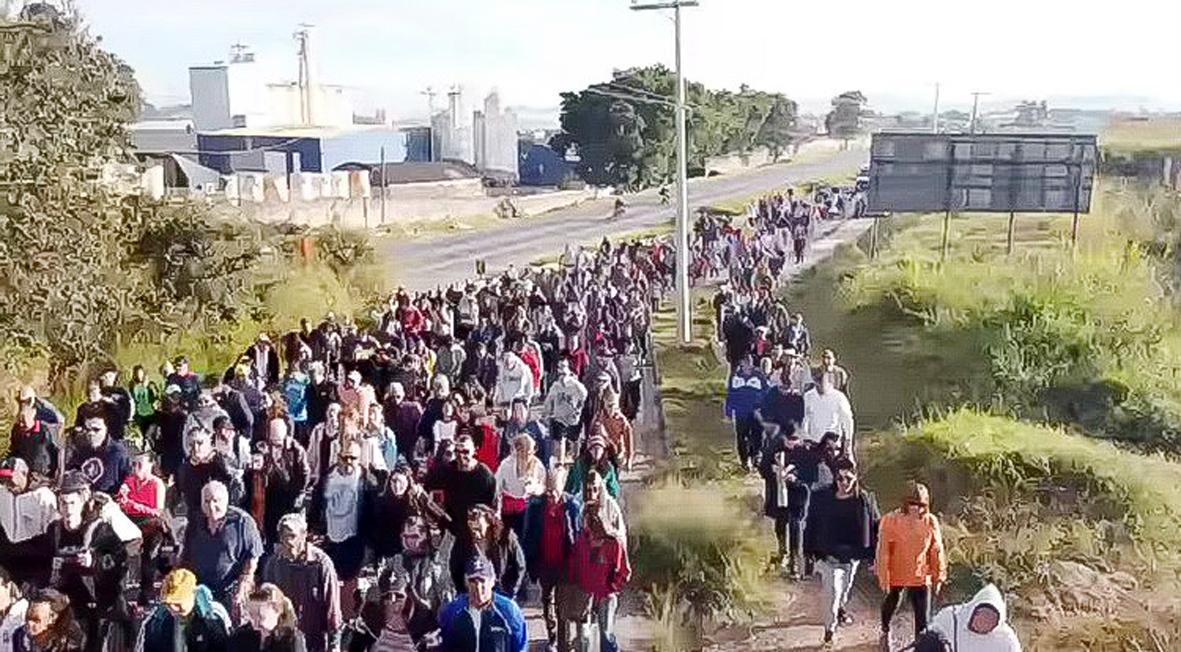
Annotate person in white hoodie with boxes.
[927,584,1022,652]
[800,369,855,458]
[494,350,534,410]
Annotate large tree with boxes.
[825,90,868,145]
[0,8,270,387]
[0,7,143,381]
[553,66,798,190]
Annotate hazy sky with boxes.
[74,0,1181,120]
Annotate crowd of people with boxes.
[0,231,684,652]
[716,192,1021,651]
[0,181,1022,652]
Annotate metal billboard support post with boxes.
[1071,160,1082,252]
[941,210,951,263]
[379,146,387,225]
[870,215,879,259]
[1007,211,1016,255]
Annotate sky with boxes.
[72,0,1181,123]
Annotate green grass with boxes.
[629,294,777,649]
[1101,117,1181,154]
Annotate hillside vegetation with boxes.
[819,182,1181,648]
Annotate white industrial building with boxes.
[431,89,475,165]
[474,91,519,180]
[189,38,355,132]
[430,88,519,180]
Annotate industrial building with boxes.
[196,125,408,175]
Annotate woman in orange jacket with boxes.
[875,481,947,647]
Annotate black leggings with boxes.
[734,415,761,466]
[773,514,804,565]
[881,586,931,639]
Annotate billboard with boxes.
[867,132,1097,214]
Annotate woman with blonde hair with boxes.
[875,481,948,650]
[229,583,307,652]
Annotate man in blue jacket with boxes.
[439,556,528,652]
[724,354,770,472]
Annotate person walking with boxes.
[261,514,341,652]
[521,468,581,652]
[927,584,1022,652]
[805,460,880,647]
[758,424,811,580]
[876,481,948,650]
[180,480,263,611]
[134,569,232,652]
[229,584,308,652]
[800,370,855,457]
[438,556,528,652]
[567,501,631,652]
[724,355,770,472]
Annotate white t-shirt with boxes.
[0,599,27,652]
[324,469,361,543]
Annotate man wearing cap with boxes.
[243,333,280,388]
[261,513,341,652]
[9,387,60,481]
[65,416,131,496]
[180,480,263,609]
[135,568,231,652]
[166,356,202,409]
[438,555,528,652]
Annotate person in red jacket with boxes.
[116,450,169,605]
[568,501,630,652]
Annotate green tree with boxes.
[0,8,143,383]
[756,96,798,162]
[554,65,799,190]
[825,90,868,145]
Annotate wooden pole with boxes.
[1007,211,1016,255]
[941,209,951,263]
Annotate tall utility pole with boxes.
[969,91,989,134]
[931,82,941,134]
[631,0,698,345]
[294,25,314,126]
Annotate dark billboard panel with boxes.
[867,132,1097,214]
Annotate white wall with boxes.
[226,60,270,127]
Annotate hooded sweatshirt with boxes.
[928,584,1022,652]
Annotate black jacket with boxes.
[448,530,526,599]
[804,487,880,563]
[229,625,307,652]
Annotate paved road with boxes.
[383,147,868,291]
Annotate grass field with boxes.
[1101,116,1181,154]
